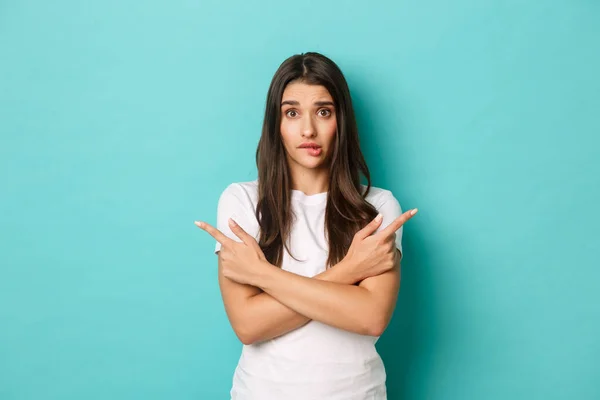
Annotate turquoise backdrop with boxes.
[1,1,598,399]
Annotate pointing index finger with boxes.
[375,209,417,239]
[195,221,235,248]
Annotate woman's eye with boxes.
[285,109,331,118]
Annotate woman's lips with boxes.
[302,147,322,156]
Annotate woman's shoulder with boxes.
[360,183,398,205]
[218,179,259,209]
[223,179,259,195]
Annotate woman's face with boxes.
[279,81,337,172]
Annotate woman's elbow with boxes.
[364,314,388,337]
[239,334,255,345]
[232,324,256,345]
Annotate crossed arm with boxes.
[217,251,401,345]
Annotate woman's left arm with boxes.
[249,252,400,337]
[247,190,407,336]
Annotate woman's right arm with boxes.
[218,255,359,345]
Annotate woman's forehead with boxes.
[283,82,331,98]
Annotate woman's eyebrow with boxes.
[280,100,335,107]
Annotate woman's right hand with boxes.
[341,209,418,283]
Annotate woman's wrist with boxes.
[315,258,360,285]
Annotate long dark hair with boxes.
[255,51,379,268]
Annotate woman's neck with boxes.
[289,167,329,196]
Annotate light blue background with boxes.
[1,1,598,399]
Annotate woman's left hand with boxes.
[195,218,270,286]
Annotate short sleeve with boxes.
[214,183,260,254]
[373,190,404,261]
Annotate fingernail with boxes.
[195,221,204,228]
[375,213,383,221]
[410,208,418,215]
[229,218,237,226]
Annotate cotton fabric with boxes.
[214,179,404,400]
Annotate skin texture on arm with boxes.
[217,255,360,345]
[226,208,408,340]
[248,250,401,338]
[355,248,402,334]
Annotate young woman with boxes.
[196,52,418,400]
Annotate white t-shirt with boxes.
[214,179,404,400]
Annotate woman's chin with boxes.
[294,158,323,169]
[302,161,328,171]
[288,153,329,170]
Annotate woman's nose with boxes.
[302,118,316,137]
